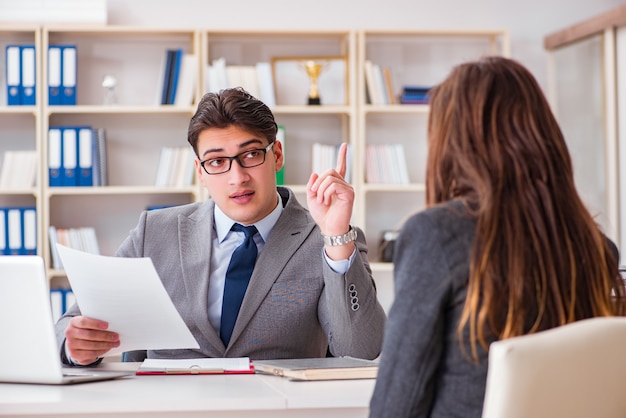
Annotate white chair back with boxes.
[482,316,626,418]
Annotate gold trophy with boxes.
[304,60,324,105]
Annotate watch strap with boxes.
[323,226,357,246]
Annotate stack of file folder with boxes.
[47,44,77,105]
[48,126,107,187]
[5,45,36,106]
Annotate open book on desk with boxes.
[252,356,379,381]
[136,357,254,375]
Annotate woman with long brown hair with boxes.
[369,56,625,418]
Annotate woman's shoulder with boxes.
[398,200,476,255]
[405,200,474,229]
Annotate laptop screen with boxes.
[0,256,74,383]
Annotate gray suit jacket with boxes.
[370,200,485,418]
[370,200,621,418]
[56,187,385,362]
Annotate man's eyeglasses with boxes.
[199,142,274,175]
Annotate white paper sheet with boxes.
[56,244,200,356]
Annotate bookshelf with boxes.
[40,26,204,279]
[0,24,42,258]
[1,25,510,311]
[356,29,510,279]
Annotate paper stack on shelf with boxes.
[364,60,395,105]
[312,142,352,184]
[365,144,410,184]
[204,58,276,107]
[154,146,195,187]
[0,150,37,189]
[48,225,100,269]
[173,54,199,107]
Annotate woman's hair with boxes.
[426,56,625,359]
[187,87,278,156]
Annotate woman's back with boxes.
[369,56,625,418]
[369,201,487,417]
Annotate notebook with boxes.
[0,256,133,384]
[253,356,379,381]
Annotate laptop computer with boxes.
[0,255,133,384]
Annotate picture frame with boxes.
[271,56,348,106]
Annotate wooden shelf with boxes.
[0,25,510,304]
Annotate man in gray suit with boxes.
[56,88,386,366]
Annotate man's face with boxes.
[194,125,284,225]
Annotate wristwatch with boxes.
[323,226,357,246]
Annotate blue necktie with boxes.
[220,223,258,346]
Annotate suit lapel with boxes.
[178,201,225,351]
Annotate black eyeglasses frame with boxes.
[199,142,275,175]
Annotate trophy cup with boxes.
[304,60,324,105]
[102,75,117,105]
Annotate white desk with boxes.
[0,363,375,417]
